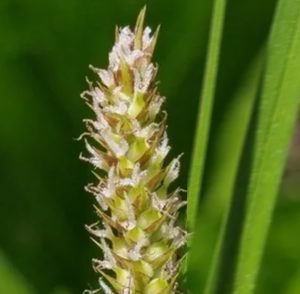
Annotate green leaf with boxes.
[186,49,264,294]
[203,50,264,294]
[186,0,227,235]
[233,0,300,293]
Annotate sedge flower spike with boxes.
[80,7,187,294]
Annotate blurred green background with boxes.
[0,0,299,293]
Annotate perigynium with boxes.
[80,7,187,294]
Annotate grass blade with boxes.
[203,50,264,294]
[186,50,264,293]
[233,0,300,293]
[186,0,227,234]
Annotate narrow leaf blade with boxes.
[233,0,300,293]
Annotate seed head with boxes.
[80,7,187,294]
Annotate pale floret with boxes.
[133,64,155,93]
[100,128,129,157]
[142,27,153,50]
